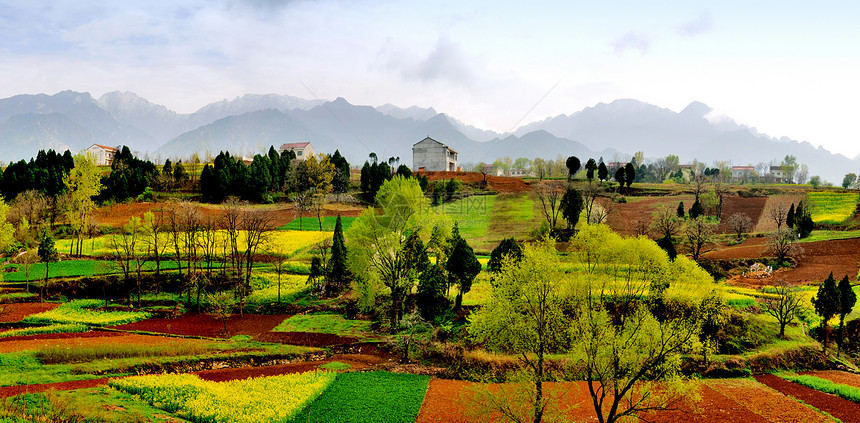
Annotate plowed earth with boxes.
[256,331,357,347]
[419,171,531,193]
[706,238,860,286]
[0,302,60,322]
[415,378,804,423]
[109,313,290,338]
[802,370,860,388]
[754,373,860,423]
[606,195,767,237]
[0,332,206,354]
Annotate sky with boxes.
[2,0,859,157]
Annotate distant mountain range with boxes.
[0,91,856,183]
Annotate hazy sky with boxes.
[2,1,859,157]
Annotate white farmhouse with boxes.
[412,137,458,172]
[85,143,118,166]
[278,142,315,161]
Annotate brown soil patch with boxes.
[606,195,694,236]
[417,379,770,423]
[755,373,860,423]
[0,330,123,344]
[754,194,807,233]
[706,378,832,423]
[195,353,384,382]
[0,333,206,354]
[716,196,768,234]
[419,171,531,193]
[0,377,111,398]
[707,238,860,286]
[110,313,290,338]
[256,331,357,347]
[0,302,60,322]
[802,370,860,388]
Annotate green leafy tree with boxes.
[795,202,814,238]
[614,167,625,189]
[560,187,584,230]
[330,149,351,195]
[469,240,570,423]
[838,274,856,354]
[843,173,857,189]
[347,175,436,330]
[65,152,103,257]
[488,238,524,274]
[676,201,685,218]
[447,233,481,309]
[37,233,58,302]
[813,272,840,349]
[763,282,806,337]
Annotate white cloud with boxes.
[611,32,650,55]
[678,13,713,37]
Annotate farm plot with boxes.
[438,194,540,253]
[23,299,150,326]
[111,313,289,338]
[288,371,429,423]
[278,216,356,231]
[807,191,860,225]
[110,370,336,423]
[755,374,860,423]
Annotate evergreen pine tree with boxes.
[838,274,857,354]
[787,203,796,228]
[689,200,703,219]
[813,271,841,349]
[328,215,349,291]
[677,201,685,218]
[446,235,481,309]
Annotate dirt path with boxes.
[755,373,860,423]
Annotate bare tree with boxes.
[588,197,613,225]
[240,209,275,292]
[632,216,651,237]
[683,217,716,260]
[763,281,806,337]
[767,200,790,230]
[198,214,220,275]
[691,172,707,202]
[533,182,564,229]
[767,228,800,264]
[727,213,753,240]
[290,190,314,230]
[222,198,245,282]
[178,202,202,275]
[166,202,184,278]
[651,207,681,240]
[581,182,605,224]
[110,217,143,307]
[141,210,168,277]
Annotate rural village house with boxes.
[278,142,315,161]
[85,143,118,166]
[412,137,458,172]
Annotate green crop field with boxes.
[438,193,539,253]
[278,216,356,231]
[807,191,859,224]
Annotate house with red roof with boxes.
[278,142,314,161]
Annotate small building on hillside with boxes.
[731,165,755,180]
[412,137,458,172]
[279,142,314,161]
[769,165,787,183]
[85,144,118,166]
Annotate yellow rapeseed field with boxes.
[110,370,336,423]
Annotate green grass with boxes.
[437,194,540,253]
[807,191,859,225]
[278,216,356,231]
[35,343,211,365]
[797,229,860,243]
[273,313,374,339]
[1,388,186,423]
[778,372,860,403]
[2,260,187,281]
[287,371,430,423]
[319,361,352,370]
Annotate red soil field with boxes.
[256,331,357,347]
[419,171,531,193]
[0,377,111,398]
[0,302,60,322]
[0,333,206,354]
[110,313,290,338]
[755,374,860,423]
[707,238,860,286]
[0,331,123,344]
[606,195,767,237]
[417,379,777,423]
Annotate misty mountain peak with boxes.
[680,101,712,117]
